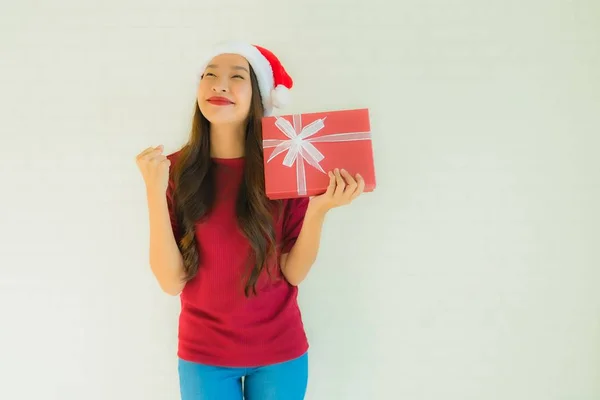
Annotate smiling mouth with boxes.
[207,97,234,106]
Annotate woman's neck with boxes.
[209,123,246,158]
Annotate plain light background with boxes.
[1,0,599,399]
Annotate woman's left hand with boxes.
[308,168,365,214]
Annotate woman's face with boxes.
[197,53,253,126]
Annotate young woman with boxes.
[135,42,365,400]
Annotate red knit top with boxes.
[166,152,309,367]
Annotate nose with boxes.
[211,77,229,93]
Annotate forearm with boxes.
[281,203,327,286]
[147,189,185,295]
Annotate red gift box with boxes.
[262,108,376,200]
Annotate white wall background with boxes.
[1,0,599,399]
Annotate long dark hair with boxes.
[170,66,282,297]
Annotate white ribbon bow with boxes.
[263,114,371,195]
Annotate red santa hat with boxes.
[198,41,293,116]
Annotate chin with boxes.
[200,103,248,125]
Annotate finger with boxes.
[325,171,336,196]
[160,158,171,169]
[351,173,365,200]
[142,145,163,157]
[146,148,166,162]
[340,169,357,194]
[152,145,165,155]
[333,168,345,198]
[151,155,167,164]
[136,146,154,161]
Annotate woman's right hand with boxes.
[135,145,171,194]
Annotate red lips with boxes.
[207,96,234,105]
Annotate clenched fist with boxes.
[135,144,171,194]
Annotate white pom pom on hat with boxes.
[198,41,293,116]
[271,84,291,109]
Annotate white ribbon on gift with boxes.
[263,114,371,196]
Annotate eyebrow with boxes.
[206,64,249,73]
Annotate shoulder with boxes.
[283,196,309,207]
[166,149,182,165]
[282,197,310,217]
[166,148,186,182]
[166,149,183,194]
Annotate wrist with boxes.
[306,201,329,220]
[146,186,167,203]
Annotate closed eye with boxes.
[232,74,245,79]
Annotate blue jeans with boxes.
[178,352,308,400]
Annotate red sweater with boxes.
[165,153,309,367]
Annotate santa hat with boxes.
[198,42,293,116]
